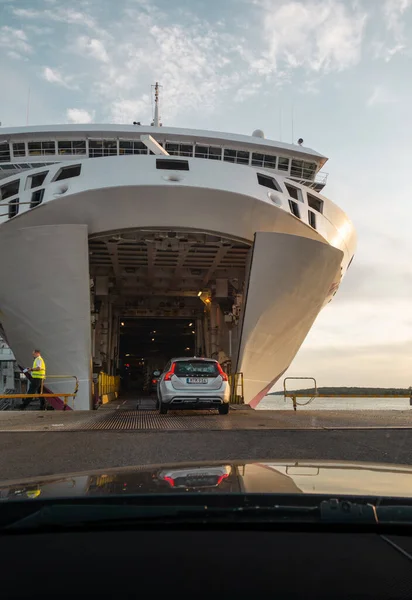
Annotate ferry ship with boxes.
[0,84,356,409]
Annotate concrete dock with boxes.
[0,397,411,482]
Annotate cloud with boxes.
[75,36,110,63]
[4,0,371,125]
[109,97,151,125]
[66,108,95,124]
[234,82,262,102]
[335,262,412,303]
[255,0,367,74]
[384,0,412,36]
[0,26,33,57]
[42,66,76,89]
[13,5,97,29]
[12,8,39,18]
[373,0,412,60]
[366,85,397,106]
[282,340,412,388]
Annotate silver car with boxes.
[157,357,230,415]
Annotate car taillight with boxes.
[217,362,228,381]
[216,473,229,486]
[163,476,175,487]
[164,362,176,381]
[152,379,157,384]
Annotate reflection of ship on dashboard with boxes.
[0,83,356,410]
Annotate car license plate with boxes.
[187,377,208,384]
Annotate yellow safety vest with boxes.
[32,356,46,379]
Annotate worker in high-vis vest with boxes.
[21,349,46,411]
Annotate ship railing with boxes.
[0,374,79,411]
[283,377,412,411]
[88,148,118,158]
[288,168,328,186]
[0,200,38,219]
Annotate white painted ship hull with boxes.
[0,156,356,409]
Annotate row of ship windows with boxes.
[0,140,318,181]
[0,160,322,228]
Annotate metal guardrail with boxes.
[0,374,79,410]
[283,377,412,411]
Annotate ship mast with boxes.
[152,81,162,127]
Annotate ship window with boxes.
[28,171,48,189]
[195,145,221,160]
[58,140,86,155]
[179,144,193,157]
[303,161,316,179]
[8,198,19,218]
[30,189,45,208]
[13,143,25,157]
[251,153,264,167]
[257,173,281,191]
[53,164,81,181]
[237,150,249,164]
[89,140,117,158]
[0,180,19,200]
[0,142,11,163]
[208,146,222,160]
[291,159,317,180]
[289,199,300,218]
[28,141,56,156]
[224,149,250,165]
[263,154,276,168]
[251,153,277,169]
[308,210,316,229]
[165,143,179,155]
[119,141,147,155]
[307,193,323,213]
[285,183,302,201]
[156,158,189,171]
[278,157,289,171]
[165,142,194,157]
[223,149,236,163]
[195,145,208,158]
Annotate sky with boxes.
[0,0,412,389]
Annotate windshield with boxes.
[0,0,411,517]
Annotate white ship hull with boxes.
[0,133,356,409]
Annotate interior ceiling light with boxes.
[121,322,125,326]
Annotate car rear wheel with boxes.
[159,399,168,415]
[218,404,229,415]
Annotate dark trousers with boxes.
[22,379,45,410]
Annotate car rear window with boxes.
[174,361,218,377]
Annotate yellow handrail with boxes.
[228,372,244,404]
[97,372,120,403]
